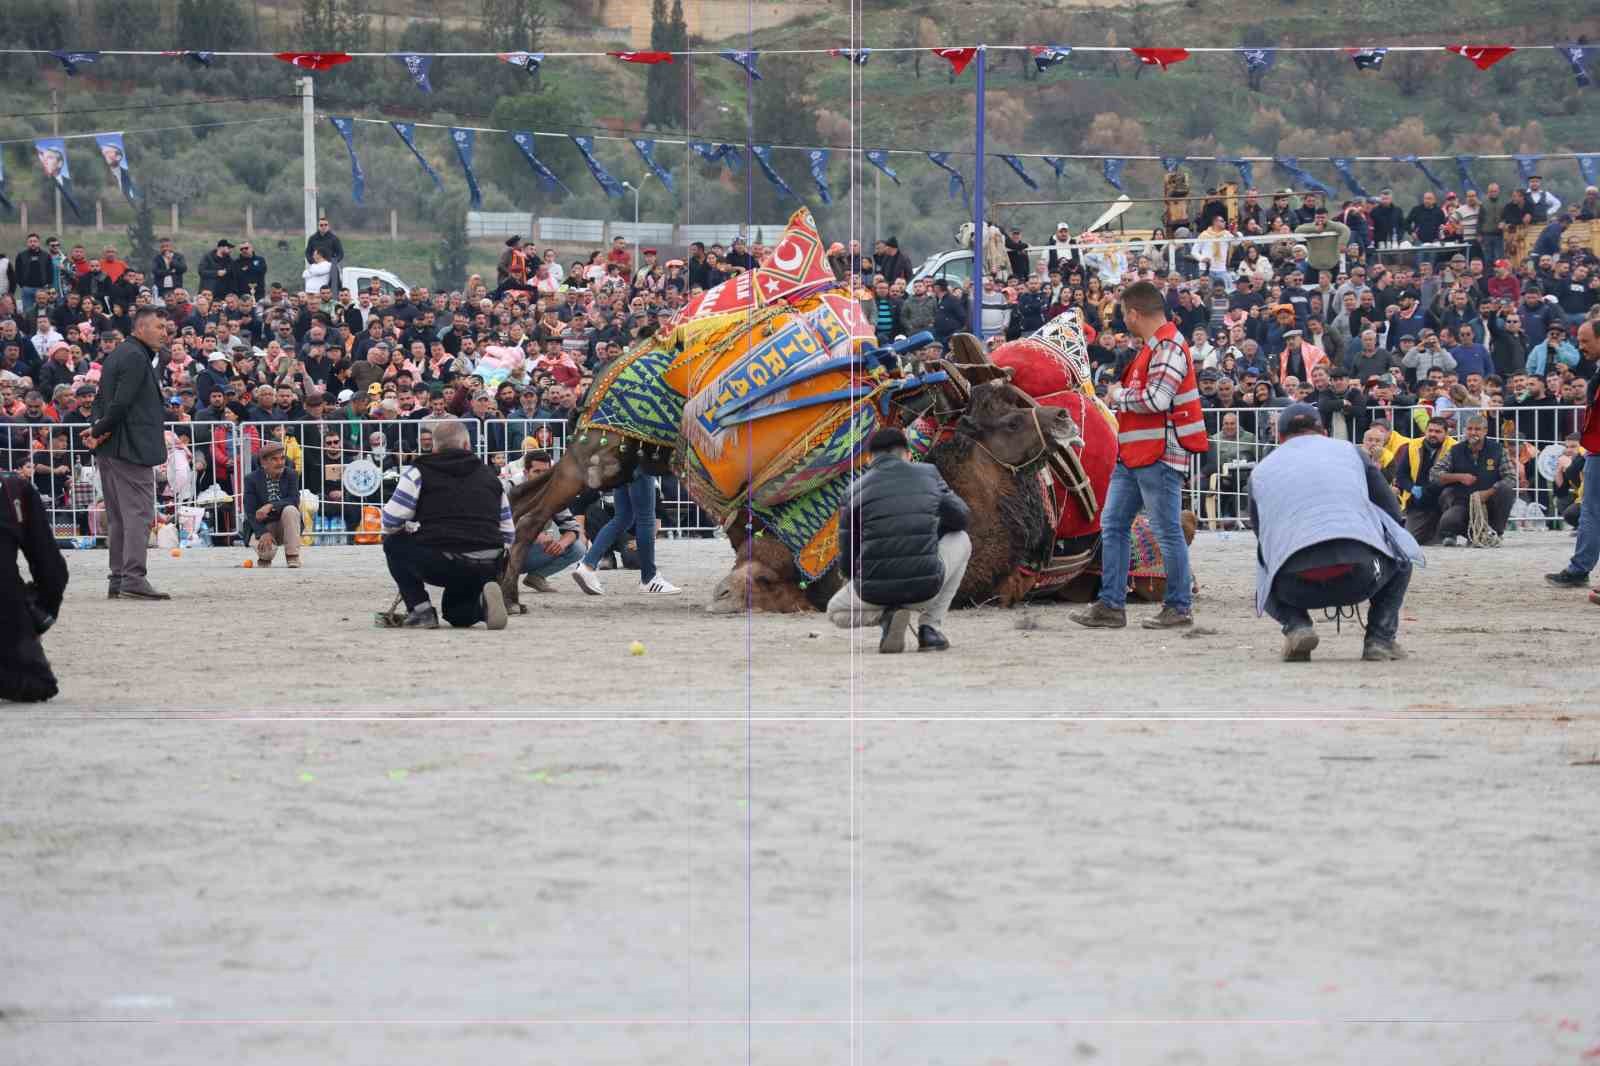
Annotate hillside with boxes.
[1,0,1597,262]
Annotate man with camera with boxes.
[241,441,304,568]
[1,471,68,702]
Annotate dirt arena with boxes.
[4,533,1598,1064]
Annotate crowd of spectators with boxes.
[0,176,1593,547]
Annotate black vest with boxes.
[410,449,503,551]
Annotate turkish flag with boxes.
[933,47,978,75]
[609,50,673,64]
[1130,47,1190,70]
[670,208,836,325]
[1446,45,1515,70]
[275,52,353,71]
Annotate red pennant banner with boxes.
[275,51,353,71]
[1130,47,1190,70]
[1446,45,1515,70]
[609,50,673,64]
[933,47,978,76]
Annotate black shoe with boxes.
[1546,569,1590,588]
[878,609,911,654]
[916,624,950,652]
[120,583,171,601]
[107,580,121,600]
[402,604,440,629]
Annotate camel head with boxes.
[958,380,1080,469]
[707,527,817,614]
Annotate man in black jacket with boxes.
[150,236,187,298]
[197,238,235,297]
[827,427,972,653]
[379,418,511,630]
[232,240,268,300]
[1,472,68,701]
[13,233,54,315]
[241,441,304,567]
[83,307,172,601]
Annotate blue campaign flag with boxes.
[751,145,798,201]
[807,148,833,204]
[630,138,675,193]
[1330,157,1370,198]
[998,154,1038,190]
[1454,156,1479,194]
[1349,47,1387,71]
[50,50,100,76]
[1101,158,1126,192]
[0,151,11,211]
[1042,156,1067,181]
[1030,45,1072,72]
[690,140,722,164]
[328,117,365,205]
[865,149,900,184]
[449,127,483,208]
[1241,48,1276,73]
[512,131,574,196]
[94,131,140,203]
[1558,45,1593,88]
[571,135,625,197]
[1513,154,1543,182]
[828,48,870,65]
[498,52,544,77]
[1392,154,1446,191]
[926,152,968,205]
[721,50,761,80]
[1160,155,1185,173]
[718,144,745,175]
[1578,154,1600,187]
[391,122,444,191]
[394,53,433,92]
[1273,157,1335,197]
[1220,157,1255,190]
[179,50,215,68]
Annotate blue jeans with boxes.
[1099,460,1193,613]
[1567,453,1600,576]
[18,287,39,316]
[581,473,658,583]
[522,537,584,578]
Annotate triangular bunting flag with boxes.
[1330,157,1370,198]
[498,52,544,75]
[276,52,353,71]
[721,50,761,79]
[828,48,870,65]
[512,132,574,197]
[1513,154,1543,181]
[391,122,444,191]
[1160,155,1186,173]
[1447,45,1515,70]
[393,53,433,92]
[1029,45,1072,72]
[865,150,900,185]
[933,47,978,76]
[1453,156,1479,194]
[807,149,833,205]
[1558,44,1593,88]
[998,154,1038,190]
[751,145,798,201]
[609,51,673,64]
[1348,48,1388,71]
[1241,48,1276,72]
[1130,47,1189,70]
[1042,156,1067,181]
[50,51,101,76]
[1102,158,1126,191]
[571,135,626,197]
[631,138,675,193]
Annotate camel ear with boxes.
[947,333,988,368]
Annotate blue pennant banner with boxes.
[630,138,675,193]
[0,151,12,211]
[1102,158,1126,192]
[1513,154,1543,181]
[1454,156,1479,194]
[1220,156,1255,190]
[51,50,100,76]
[1350,47,1387,71]
[449,127,483,209]
[512,131,573,196]
[1241,48,1277,73]
[571,135,625,197]
[717,143,744,175]
[998,154,1038,190]
[1577,154,1600,186]
[1031,45,1072,72]
[328,117,365,205]
[926,152,968,205]
[1558,45,1593,88]
[721,50,761,80]
[394,53,433,92]
[807,148,833,204]
[1273,157,1335,197]
[1391,154,1446,191]
[391,122,443,191]
[865,149,900,184]
[751,145,798,201]
[1330,157,1370,198]
[1042,156,1067,181]
[1160,155,1186,173]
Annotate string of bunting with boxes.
[318,113,1600,209]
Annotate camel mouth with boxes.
[1044,410,1083,448]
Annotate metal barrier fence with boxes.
[1185,403,1587,532]
[1,415,719,549]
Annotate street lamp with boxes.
[622,172,652,274]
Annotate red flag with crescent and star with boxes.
[1446,45,1515,70]
[1130,47,1190,70]
[609,51,674,64]
[932,47,978,75]
[275,52,353,71]
[670,208,835,325]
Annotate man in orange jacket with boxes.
[1544,319,1600,602]
[1072,280,1210,629]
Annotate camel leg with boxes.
[500,454,589,608]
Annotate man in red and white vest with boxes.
[1072,280,1210,629]
[1545,319,1600,601]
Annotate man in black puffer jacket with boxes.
[827,428,972,653]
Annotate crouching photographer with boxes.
[2,473,69,702]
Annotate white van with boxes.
[339,266,411,297]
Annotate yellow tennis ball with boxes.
[629,640,646,656]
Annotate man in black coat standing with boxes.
[305,216,345,297]
[827,427,972,653]
[82,306,172,601]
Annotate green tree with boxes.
[126,196,158,271]
[644,0,686,129]
[484,86,594,204]
[431,202,471,291]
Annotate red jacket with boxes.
[1117,321,1209,468]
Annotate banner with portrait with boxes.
[94,132,140,203]
[32,137,84,220]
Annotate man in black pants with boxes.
[1,473,69,701]
[379,418,511,630]
[1433,414,1516,547]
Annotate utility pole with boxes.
[300,76,318,240]
[624,173,652,273]
[969,46,987,334]
[51,88,62,236]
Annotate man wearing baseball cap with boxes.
[241,440,304,568]
[1247,402,1423,661]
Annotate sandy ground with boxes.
[4,534,1598,1063]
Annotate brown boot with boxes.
[1069,601,1127,629]
[1141,605,1194,629]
